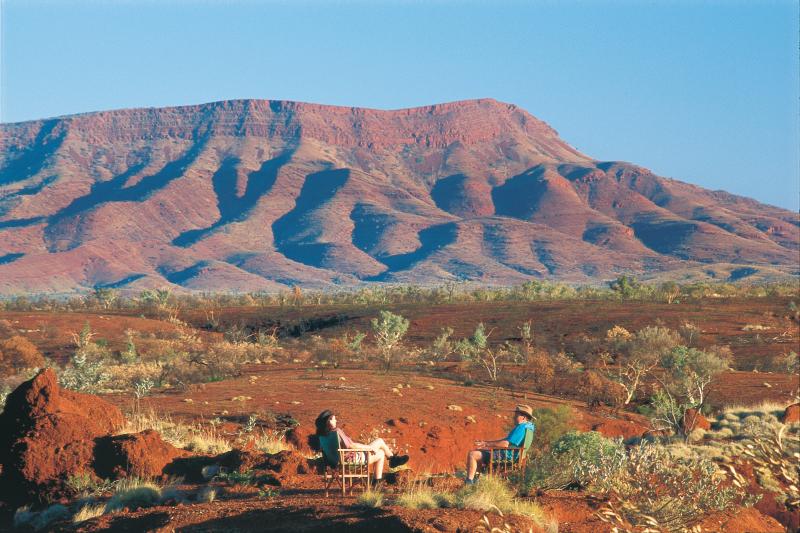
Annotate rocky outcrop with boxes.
[0,99,796,293]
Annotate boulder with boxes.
[682,408,711,432]
[94,429,187,479]
[782,403,799,424]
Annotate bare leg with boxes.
[368,438,393,457]
[466,450,483,481]
[368,449,386,479]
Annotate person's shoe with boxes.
[389,455,409,468]
[464,478,475,486]
[372,479,385,491]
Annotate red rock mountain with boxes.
[0,99,797,293]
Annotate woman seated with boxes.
[309,409,409,482]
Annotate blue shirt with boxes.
[496,421,535,460]
[506,421,535,446]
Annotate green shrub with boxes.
[513,431,624,493]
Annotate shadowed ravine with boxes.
[42,130,212,251]
[173,150,293,247]
[272,168,350,268]
[0,120,66,187]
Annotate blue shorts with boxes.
[480,450,517,463]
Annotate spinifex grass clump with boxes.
[392,476,552,528]
[355,489,384,508]
[104,479,163,512]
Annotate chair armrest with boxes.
[338,448,374,454]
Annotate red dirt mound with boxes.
[699,506,784,533]
[590,418,647,439]
[0,369,185,506]
[285,425,311,453]
[260,449,311,484]
[94,429,187,479]
[0,368,125,505]
[783,403,799,424]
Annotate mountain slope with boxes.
[0,98,796,293]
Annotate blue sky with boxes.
[2,1,798,211]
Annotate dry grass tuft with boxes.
[72,504,106,523]
[122,409,231,454]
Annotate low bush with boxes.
[595,442,753,532]
[515,431,625,492]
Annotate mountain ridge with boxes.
[0,98,796,294]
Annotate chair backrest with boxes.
[522,427,534,452]
[319,431,341,467]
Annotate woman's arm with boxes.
[475,438,511,448]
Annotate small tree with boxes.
[371,310,409,371]
[429,327,454,361]
[0,336,44,375]
[609,275,641,299]
[601,325,681,406]
[522,350,554,392]
[519,320,533,364]
[93,287,117,309]
[659,345,729,407]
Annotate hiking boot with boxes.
[372,479,385,491]
[389,455,409,468]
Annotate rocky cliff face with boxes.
[0,98,796,293]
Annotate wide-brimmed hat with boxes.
[515,404,534,419]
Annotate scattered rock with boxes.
[465,415,477,424]
[447,404,463,411]
[231,396,253,402]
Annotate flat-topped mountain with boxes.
[0,98,796,293]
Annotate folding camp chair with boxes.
[483,427,534,477]
[319,432,373,496]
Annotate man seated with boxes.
[464,404,535,485]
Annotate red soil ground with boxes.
[107,367,649,473]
